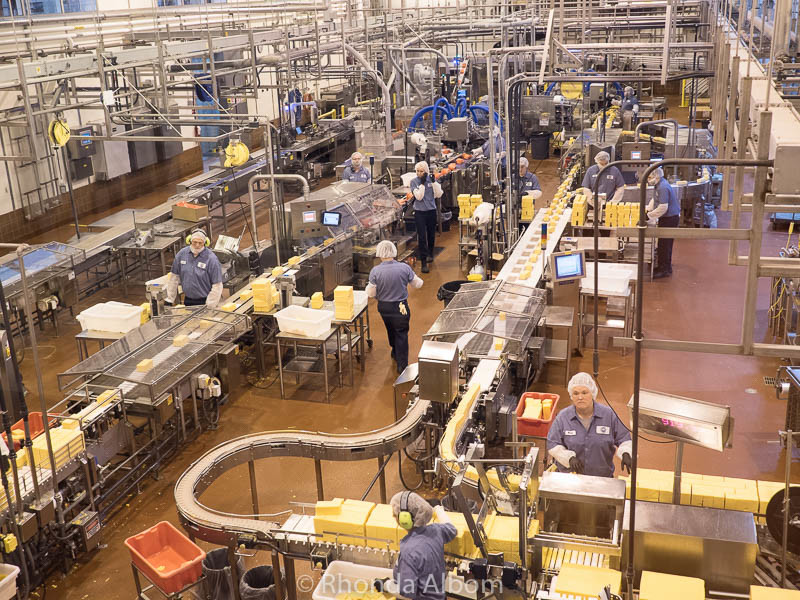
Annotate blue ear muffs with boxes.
[398,491,414,530]
[186,229,210,247]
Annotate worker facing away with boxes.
[389,491,457,600]
[581,151,626,208]
[547,372,632,478]
[472,126,507,180]
[409,161,443,273]
[646,167,680,278]
[366,240,423,374]
[166,229,223,307]
[342,151,371,183]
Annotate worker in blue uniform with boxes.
[581,151,626,209]
[389,491,457,600]
[366,241,423,374]
[166,229,223,307]
[646,167,681,278]
[547,372,632,478]
[518,157,541,196]
[472,127,507,181]
[409,161,443,273]
[620,86,640,113]
[342,152,371,183]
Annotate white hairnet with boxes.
[595,151,610,165]
[568,372,598,400]
[519,157,529,168]
[415,161,430,174]
[376,240,397,259]
[390,491,433,529]
[648,167,664,183]
[190,230,208,243]
[624,86,634,96]
[351,152,363,160]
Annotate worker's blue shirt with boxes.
[582,164,626,199]
[170,246,223,300]
[369,260,416,302]
[481,136,506,167]
[342,165,371,183]
[655,178,680,218]
[621,97,639,112]
[410,176,437,212]
[547,402,631,478]
[519,171,541,196]
[394,523,458,600]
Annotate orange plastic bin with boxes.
[125,521,205,594]
[515,392,560,437]
[1,412,57,451]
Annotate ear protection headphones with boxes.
[397,491,414,530]
[186,229,210,247]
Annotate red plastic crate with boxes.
[515,392,560,437]
[1,412,58,451]
[125,521,205,594]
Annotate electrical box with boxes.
[70,157,94,180]
[443,117,470,141]
[418,340,459,403]
[66,125,96,159]
[290,198,328,239]
[70,510,102,552]
[91,121,131,181]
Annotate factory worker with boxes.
[646,167,680,278]
[390,491,457,600]
[166,230,224,307]
[342,151,371,183]
[518,157,541,196]
[581,151,626,208]
[547,372,632,478]
[472,127,507,169]
[409,161,443,274]
[620,86,639,114]
[366,241,423,374]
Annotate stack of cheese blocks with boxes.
[311,292,324,310]
[604,202,638,228]
[252,278,277,313]
[458,194,474,220]
[334,286,354,321]
[520,195,535,222]
[619,467,787,523]
[521,395,553,421]
[32,425,85,471]
[313,497,538,562]
[571,193,587,226]
[470,194,483,214]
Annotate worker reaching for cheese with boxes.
[166,229,224,307]
[547,372,632,478]
[386,491,456,600]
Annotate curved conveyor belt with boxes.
[174,398,431,546]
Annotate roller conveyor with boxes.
[174,397,431,546]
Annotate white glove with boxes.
[633,104,640,114]
[411,276,424,289]
[472,202,494,226]
[549,445,576,469]
[412,184,426,201]
[432,182,443,198]
[165,273,179,304]
[365,282,377,298]
[206,282,223,308]
[498,151,506,160]
[472,147,483,157]
[433,505,453,526]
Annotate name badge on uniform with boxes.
[596,426,610,435]
[564,430,577,436]
[180,260,187,265]
[197,262,207,269]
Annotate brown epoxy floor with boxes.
[17,149,800,599]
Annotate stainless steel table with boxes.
[276,326,352,403]
[74,329,126,362]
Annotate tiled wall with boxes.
[0,146,202,243]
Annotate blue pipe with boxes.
[455,98,467,118]
[431,97,453,130]
[468,104,503,130]
[408,104,452,131]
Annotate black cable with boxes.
[595,379,674,444]
[397,450,423,491]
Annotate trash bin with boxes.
[531,132,550,160]
[240,565,282,600]
[203,548,245,600]
[437,280,470,307]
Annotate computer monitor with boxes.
[322,211,341,227]
[302,210,316,224]
[630,150,641,160]
[550,250,586,283]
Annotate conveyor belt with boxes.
[174,398,431,546]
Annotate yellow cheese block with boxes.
[723,476,757,488]
[315,498,344,515]
[288,256,301,266]
[364,503,401,549]
[639,571,704,600]
[555,564,622,598]
[221,302,237,312]
[324,238,335,246]
[313,498,375,544]
[136,359,154,373]
[272,267,285,278]
[62,419,80,430]
[97,389,117,405]
[240,290,253,301]
[751,585,800,599]
[725,487,759,513]
[522,400,542,420]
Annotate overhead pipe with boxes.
[344,43,392,139]
[248,172,310,265]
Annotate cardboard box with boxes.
[172,202,209,223]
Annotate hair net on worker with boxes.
[519,157,529,168]
[648,167,664,184]
[390,491,433,529]
[190,230,208,243]
[624,86,634,96]
[351,152,363,160]
[567,372,598,400]
[415,161,430,174]
[376,240,398,259]
[595,151,610,165]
